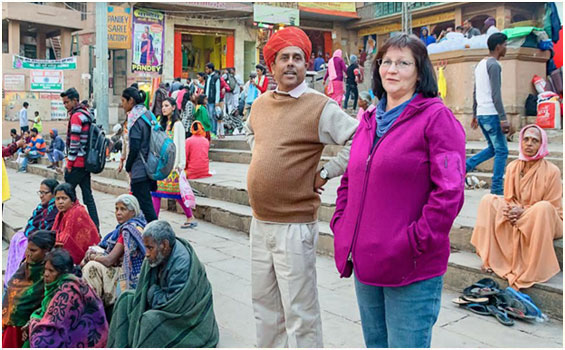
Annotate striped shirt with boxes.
[65,104,92,169]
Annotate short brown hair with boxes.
[372,33,438,99]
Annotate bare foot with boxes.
[481,265,493,273]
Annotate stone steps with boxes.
[7,157,563,267]
[208,138,563,175]
[5,157,563,319]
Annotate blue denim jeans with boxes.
[354,275,443,348]
[207,103,217,135]
[465,115,508,195]
[47,149,65,163]
[20,151,42,171]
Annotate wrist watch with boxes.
[320,167,329,180]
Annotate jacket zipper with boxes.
[342,109,413,275]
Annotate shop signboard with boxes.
[30,71,64,91]
[254,3,299,26]
[12,55,77,70]
[108,6,132,49]
[131,8,165,74]
[298,2,358,17]
[39,93,68,119]
[3,74,25,91]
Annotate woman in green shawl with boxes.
[26,248,108,348]
[194,94,212,140]
[2,230,55,348]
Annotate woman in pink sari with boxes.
[324,49,347,104]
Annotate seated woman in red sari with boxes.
[28,248,108,348]
[52,183,100,264]
[2,230,55,348]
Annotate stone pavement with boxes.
[2,168,563,347]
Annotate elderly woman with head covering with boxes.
[52,183,100,264]
[2,230,55,348]
[343,54,362,110]
[356,91,373,121]
[471,124,562,290]
[323,49,348,103]
[82,194,147,307]
[28,248,108,348]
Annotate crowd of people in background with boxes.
[2,21,561,349]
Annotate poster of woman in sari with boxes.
[132,8,164,74]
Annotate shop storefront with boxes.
[173,26,234,79]
[303,29,332,58]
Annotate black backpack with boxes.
[525,94,538,116]
[227,74,237,92]
[84,112,109,174]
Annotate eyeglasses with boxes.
[377,59,415,70]
[37,191,51,196]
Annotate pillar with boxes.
[454,7,463,27]
[60,28,72,58]
[36,31,46,59]
[162,15,175,82]
[8,20,20,55]
[496,5,512,29]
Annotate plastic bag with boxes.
[16,152,24,167]
[179,170,196,209]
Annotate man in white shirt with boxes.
[466,33,510,195]
[19,102,29,133]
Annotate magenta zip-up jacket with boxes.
[331,93,466,287]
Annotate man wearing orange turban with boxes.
[244,27,359,348]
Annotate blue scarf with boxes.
[99,215,147,289]
[24,198,58,237]
[376,94,417,138]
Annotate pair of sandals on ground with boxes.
[452,278,544,326]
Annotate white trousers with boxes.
[250,217,323,348]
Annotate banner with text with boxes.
[131,8,165,74]
[12,55,77,70]
[30,71,64,91]
[108,6,132,49]
[3,74,25,91]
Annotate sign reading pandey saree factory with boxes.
[131,8,165,74]
[12,55,77,70]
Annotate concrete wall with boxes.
[2,45,91,121]
[2,2,85,31]
[429,48,550,140]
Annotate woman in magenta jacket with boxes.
[331,34,466,348]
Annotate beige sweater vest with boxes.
[247,90,330,223]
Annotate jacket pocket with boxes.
[355,222,423,285]
[434,152,464,191]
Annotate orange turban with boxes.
[263,27,312,73]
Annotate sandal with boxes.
[486,304,515,326]
[492,291,535,321]
[181,222,198,229]
[504,287,542,318]
[463,278,500,297]
[461,295,489,303]
[452,297,473,305]
[464,303,491,316]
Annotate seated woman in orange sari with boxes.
[471,124,562,290]
[52,183,100,264]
